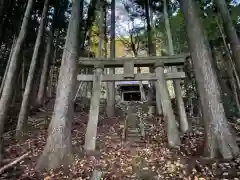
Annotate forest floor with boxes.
[1,100,240,180]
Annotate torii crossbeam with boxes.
[77,54,189,135]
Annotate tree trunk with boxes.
[145,0,154,101]
[84,4,104,151]
[47,48,56,98]
[74,81,83,101]
[0,0,34,163]
[81,28,93,99]
[104,4,107,59]
[106,0,115,117]
[0,37,16,97]
[84,66,103,151]
[144,0,155,56]
[144,0,162,114]
[79,0,84,43]
[36,0,81,170]
[180,0,239,159]
[16,0,49,137]
[209,43,235,118]
[31,53,44,106]
[216,15,240,95]
[22,54,25,91]
[83,0,99,44]
[214,0,240,79]
[12,65,23,105]
[36,31,53,106]
[163,0,188,133]
[97,2,104,57]
[47,31,59,98]
[96,0,104,99]
[36,4,58,106]
[103,4,108,99]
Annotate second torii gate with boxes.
[77,54,188,125]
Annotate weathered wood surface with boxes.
[0,152,30,174]
[76,54,189,68]
[77,72,185,82]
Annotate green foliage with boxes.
[152,0,240,53]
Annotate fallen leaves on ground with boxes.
[0,102,240,180]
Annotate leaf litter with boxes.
[0,102,240,180]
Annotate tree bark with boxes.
[145,0,154,101]
[74,81,83,101]
[144,0,156,56]
[103,4,108,99]
[209,43,235,118]
[36,31,53,106]
[0,0,34,163]
[0,37,16,97]
[16,0,49,137]
[36,0,81,170]
[21,54,25,90]
[83,0,99,45]
[12,64,23,105]
[84,66,103,151]
[97,2,104,57]
[144,0,162,114]
[216,15,240,96]
[30,54,43,106]
[36,3,58,106]
[163,0,188,133]
[180,0,239,159]
[84,3,104,151]
[214,0,240,79]
[47,49,56,98]
[47,31,59,98]
[106,0,115,117]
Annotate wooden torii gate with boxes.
[77,54,188,126]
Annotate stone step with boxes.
[127,132,140,136]
[128,128,139,133]
[130,142,146,147]
[127,134,141,138]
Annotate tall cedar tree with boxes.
[214,0,240,79]
[36,2,59,106]
[106,0,116,117]
[0,0,34,162]
[180,0,239,159]
[16,0,49,137]
[36,0,81,170]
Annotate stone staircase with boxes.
[118,101,153,147]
